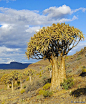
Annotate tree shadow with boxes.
[70,88,86,97]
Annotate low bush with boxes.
[43,83,51,90]
[43,90,53,98]
[60,77,74,90]
[39,89,45,95]
[20,89,25,94]
[26,80,44,93]
[26,77,29,81]
[82,69,86,72]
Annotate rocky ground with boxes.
[0,47,86,104]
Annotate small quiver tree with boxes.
[1,74,10,89]
[8,73,14,92]
[24,69,35,84]
[12,71,19,85]
[26,23,84,91]
[8,71,19,92]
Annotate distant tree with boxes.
[8,70,19,92]
[1,74,10,89]
[26,23,84,91]
[24,69,35,83]
[7,73,14,92]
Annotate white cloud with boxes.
[0,5,79,26]
[71,7,86,14]
[43,5,71,19]
[0,5,85,63]
[25,26,41,33]
[58,15,78,23]
[0,46,26,64]
[0,46,20,53]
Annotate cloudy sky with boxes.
[0,0,86,64]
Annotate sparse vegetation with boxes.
[0,47,86,104]
[43,90,53,98]
[39,89,45,95]
[39,89,53,98]
[20,89,25,94]
[43,83,51,90]
[26,77,29,81]
[82,69,86,72]
[60,77,74,90]
[77,55,82,60]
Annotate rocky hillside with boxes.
[0,47,86,104]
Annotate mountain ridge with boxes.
[0,61,32,69]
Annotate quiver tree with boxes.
[1,74,10,89]
[12,71,19,85]
[24,69,35,83]
[7,73,14,92]
[26,23,84,91]
[8,71,19,92]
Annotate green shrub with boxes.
[66,56,69,59]
[20,89,25,94]
[60,77,74,90]
[39,89,45,95]
[39,66,42,69]
[39,74,42,78]
[26,77,29,81]
[43,90,53,98]
[43,83,51,90]
[82,69,86,72]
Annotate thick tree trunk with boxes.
[50,55,60,91]
[59,55,66,83]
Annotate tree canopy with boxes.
[26,23,84,61]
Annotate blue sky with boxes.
[0,0,86,64]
